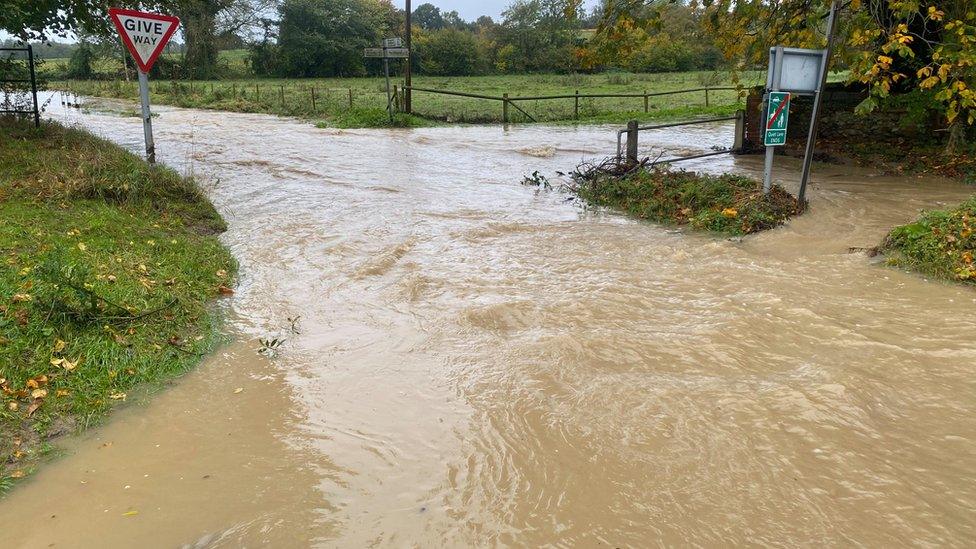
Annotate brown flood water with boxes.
[2,97,975,547]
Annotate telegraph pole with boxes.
[404,0,412,113]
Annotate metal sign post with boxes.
[365,40,409,123]
[137,70,156,163]
[797,0,841,205]
[763,46,785,195]
[108,8,180,164]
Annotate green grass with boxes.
[569,164,801,236]
[54,70,768,127]
[0,117,236,492]
[881,196,976,283]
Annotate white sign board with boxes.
[109,8,180,73]
[766,47,824,95]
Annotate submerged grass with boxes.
[0,117,236,492]
[570,161,801,236]
[881,196,976,284]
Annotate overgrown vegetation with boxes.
[0,117,236,492]
[881,195,976,284]
[569,159,801,235]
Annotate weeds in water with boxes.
[257,337,286,357]
[521,171,552,190]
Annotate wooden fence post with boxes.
[705,87,710,107]
[503,93,510,124]
[280,85,284,106]
[232,83,236,97]
[392,85,398,113]
[574,90,579,120]
[626,120,639,164]
[311,87,316,112]
[348,88,353,108]
[256,84,260,101]
[644,90,649,113]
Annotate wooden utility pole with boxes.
[404,0,412,113]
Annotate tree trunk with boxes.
[945,119,968,156]
[180,1,220,79]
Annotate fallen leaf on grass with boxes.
[56,389,70,397]
[217,285,235,296]
[7,401,18,411]
[26,401,42,417]
[53,339,67,353]
[109,393,127,401]
[9,471,25,479]
[31,388,48,399]
[77,242,87,252]
[12,294,32,303]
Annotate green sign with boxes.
[764,91,791,147]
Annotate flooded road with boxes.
[2,97,975,547]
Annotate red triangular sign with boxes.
[109,8,180,74]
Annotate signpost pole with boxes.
[404,0,412,114]
[762,46,785,195]
[797,0,840,206]
[138,70,155,164]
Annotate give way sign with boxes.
[109,8,180,73]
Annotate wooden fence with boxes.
[402,85,740,123]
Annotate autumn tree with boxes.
[601,0,975,149]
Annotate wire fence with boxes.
[57,78,748,124]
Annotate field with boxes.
[53,70,769,126]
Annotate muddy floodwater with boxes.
[2,96,975,547]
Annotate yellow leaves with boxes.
[18,266,31,277]
[7,401,18,412]
[920,76,941,89]
[12,293,32,303]
[233,387,244,394]
[77,242,87,252]
[109,392,127,401]
[53,339,67,354]
[56,389,70,397]
[30,388,48,399]
[927,6,945,21]
[9,470,25,479]
[722,208,738,218]
[917,66,933,78]
[122,511,139,517]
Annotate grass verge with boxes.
[568,161,801,236]
[0,116,236,493]
[881,196,976,284]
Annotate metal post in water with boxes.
[762,46,785,195]
[137,70,155,164]
[797,0,841,206]
[626,120,639,164]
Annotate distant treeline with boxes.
[22,0,725,80]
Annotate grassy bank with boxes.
[569,162,801,236]
[55,71,761,126]
[0,117,236,492]
[881,196,976,284]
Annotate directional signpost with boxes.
[764,92,791,147]
[109,8,180,164]
[364,38,408,122]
